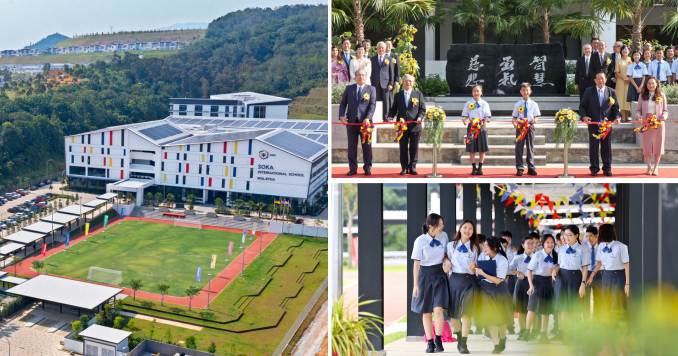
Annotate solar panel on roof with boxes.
[139,124,183,141]
[292,122,308,129]
[282,122,295,129]
[263,131,324,159]
[306,122,322,130]
[268,122,284,128]
[318,135,328,144]
[254,121,269,128]
[232,121,247,127]
[307,134,321,141]
[319,123,328,130]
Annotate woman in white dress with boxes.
[349,46,371,85]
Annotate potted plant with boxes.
[554,108,579,177]
[424,106,446,177]
[331,296,383,356]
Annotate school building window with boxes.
[195,105,203,116]
[71,155,74,163]
[201,177,204,186]
[120,159,124,167]
[182,176,186,184]
[179,104,187,115]
[210,105,219,117]
[175,175,179,184]
[221,178,225,188]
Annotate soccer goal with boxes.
[173,219,203,229]
[87,266,123,285]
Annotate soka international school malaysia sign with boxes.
[446,43,567,96]
[250,142,311,199]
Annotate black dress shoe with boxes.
[426,341,435,353]
[399,169,407,175]
[346,171,357,176]
[527,168,538,176]
[590,170,598,177]
[364,168,372,176]
[410,169,418,175]
[603,170,612,177]
[516,169,524,176]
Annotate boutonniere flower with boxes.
[384,58,390,65]
[411,97,419,106]
[518,106,525,114]
[656,95,663,104]
[608,97,615,105]
[468,102,476,110]
[606,58,611,65]
[362,92,370,101]
[337,59,344,65]
[392,59,396,64]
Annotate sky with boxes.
[0,0,326,50]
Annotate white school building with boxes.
[64,93,327,211]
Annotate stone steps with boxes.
[460,155,548,166]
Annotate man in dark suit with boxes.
[387,74,425,175]
[339,69,377,176]
[593,40,611,86]
[575,44,600,100]
[341,38,353,81]
[371,41,395,121]
[579,71,621,177]
[385,40,400,84]
[607,41,622,87]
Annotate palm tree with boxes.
[145,192,154,206]
[32,260,45,274]
[449,0,509,44]
[233,199,245,216]
[214,197,224,212]
[166,193,175,208]
[331,0,436,43]
[254,202,267,218]
[128,279,143,300]
[513,0,603,44]
[186,193,195,211]
[157,283,170,306]
[185,286,201,311]
[154,192,163,207]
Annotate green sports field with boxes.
[41,219,253,296]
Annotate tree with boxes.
[254,201,267,218]
[187,193,195,211]
[511,0,602,44]
[145,192,154,206]
[185,286,200,311]
[214,197,224,212]
[449,0,509,44]
[32,260,45,274]
[233,199,245,216]
[185,335,197,349]
[166,193,175,208]
[113,316,124,329]
[158,283,170,306]
[128,279,143,300]
[208,341,217,353]
[154,192,163,207]
[331,0,435,43]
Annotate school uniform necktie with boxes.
[602,244,613,253]
[524,255,531,264]
[457,244,469,253]
[566,246,576,254]
[590,245,595,269]
[634,63,641,70]
[524,100,528,119]
[430,239,441,247]
[544,255,553,263]
[656,62,661,80]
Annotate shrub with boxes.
[661,83,678,104]
[208,341,217,353]
[185,335,197,349]
[113,316,125,329]
[416,74,448,96]
[332,83,346,104]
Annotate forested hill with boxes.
[0,4,327,189]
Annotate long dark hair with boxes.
[598,223,617,243]
[542,234,559,264]
[516,236,532,255]
[562,224,581,243]
[486,236,507,259]
[640,77,664,101]
[422,213,444,235]
[453,219,479,252]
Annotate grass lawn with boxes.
[0,50,175,65]
[42,220,253,296]
[122,234,328,355]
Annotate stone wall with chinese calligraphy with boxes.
[446,44,566,96]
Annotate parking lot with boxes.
[0,303,73,356]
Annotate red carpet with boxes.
[4,216,278,309]
[332,166,678,178]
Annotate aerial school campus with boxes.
[0,2,328,356]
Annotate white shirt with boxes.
[672,60,678,77]
[511,99,541,123]
[648,60,672,81]
[504,245,516,273]
[527,249,557,277]
[556,242,589,270]
[597,87,606,106]
[647,91,658,114]
[404,89,412,105]
[595,240,629,271]
[462,98,492,120]
[477,253,508,283]
[510,253,533,275]
[411,232,448,266]
[583,241,598,272]
[584,55,591,74]
[627,62,648,79]
[349,57,371,85]
[446,239,478,274]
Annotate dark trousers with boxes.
[399,129,420,170]
[346,125,372,172]
[588,271,602,317]
[588,124,612,172]
[578,82,593,100]
[515,127,535,170]
[376,86,393,120]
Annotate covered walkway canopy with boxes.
[23,221,64,235]
[41,212,80,225]
[6,275,122,312]
[0,242,25,256]
[97,192,118,201]
[84,199,107,208]
[59,204,96,216]
[2,230,46,244]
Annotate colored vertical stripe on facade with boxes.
[223,141,228,153]
[224,166,228,176]
[109,131,113,146]
[103,157,106,166]
[229,179,234,189]
[186,163,190,173]
[233,167,237,177]
[164,152,168,160]
[234,141,238,154]
[250,157,254,166]
[120,170,124,179]
[208,177,212,187]
[248,139,252,155]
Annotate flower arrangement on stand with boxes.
[424,106,446,177]
[554,108,580,177]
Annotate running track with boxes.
[4,216,278,309]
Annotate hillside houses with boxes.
[0,40,188,57]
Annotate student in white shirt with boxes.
[511,235,538,341]
[648,48,672,85]
[462,85,492,175]
[587,223,630,312]
[512,83,541,176]
[525,234,558,341]
[553,225,589,339]
[444,219,480,354]
[475,236,511,354]
[411,213,449,353]
[626,50,647,103]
